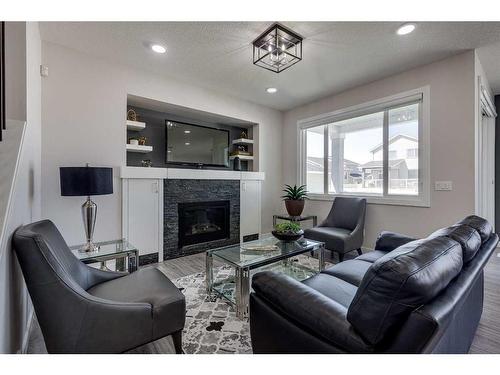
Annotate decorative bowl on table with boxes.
[271,229,304,242]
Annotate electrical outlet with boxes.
[435,181,453,191]
[40,65,49,77]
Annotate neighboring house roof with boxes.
[369,134,418,154]
[361,159,407,169]
[306,157,361,172]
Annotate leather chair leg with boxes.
[338,253,344,262]
[357,248,363,256]
[172,330,184,354]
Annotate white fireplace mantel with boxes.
[120,166,265,181]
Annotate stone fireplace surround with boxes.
[164,179,240,259]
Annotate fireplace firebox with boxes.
[178,200,230,247]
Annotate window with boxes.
[406,148,418,158]
[328,112,383,195]
[298,89,429,206]
[305,125,325,194]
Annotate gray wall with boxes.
[41,41,283,246]
[5,22,26,121]
[282,51,477,247]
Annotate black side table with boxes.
[273,214,318,228]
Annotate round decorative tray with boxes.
[271,229,304,242]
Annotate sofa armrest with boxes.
[374,231,416,252]
[251,271,373,353]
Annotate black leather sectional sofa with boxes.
[250,215,498,353]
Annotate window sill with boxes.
[307,193,430,208]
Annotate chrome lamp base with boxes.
[79,196,99,253]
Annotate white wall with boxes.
[0,22,42,353]
[283,51,477,247]
[41,42,283,246]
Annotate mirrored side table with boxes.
[70,239,139,272]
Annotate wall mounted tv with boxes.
[165,120,230,168]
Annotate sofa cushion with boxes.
[374,231,416,252]
[356,250,387,263]
[87,267,185,338]
[429,224,481,263]
[304,226,352,252]
[346,237,463,346]
[456,215,493,243]
[322,260,372,287]
[303,273,358,308]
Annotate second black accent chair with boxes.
[304,197,366,262]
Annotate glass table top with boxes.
[70,239,137,260]
[209,234,323,268]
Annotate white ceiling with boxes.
[39,22,500,111]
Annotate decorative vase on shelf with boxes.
[233,157,241,171]
[282,184,309,217]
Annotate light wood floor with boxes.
[27,248,500,354]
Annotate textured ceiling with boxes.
[39,22,500,111]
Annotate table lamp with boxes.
[60,165,113,252]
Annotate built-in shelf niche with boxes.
[126,94,258,171]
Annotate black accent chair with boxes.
[250,215,498,354]
[304,197,366,262]
[13,220,186,354]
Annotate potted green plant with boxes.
[282,184,308,217]
[272,222,304,242]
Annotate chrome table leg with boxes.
[206,251,213,294]
[318,243,326,271]
[235,266,250,319]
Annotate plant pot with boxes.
[285,199,305,217]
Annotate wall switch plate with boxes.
[435,181,453,191]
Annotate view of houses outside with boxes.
[305,103,419,196]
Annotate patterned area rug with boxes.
[161,254,329,354]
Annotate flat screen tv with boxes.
[165,120,230,168]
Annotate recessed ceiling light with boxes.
[184,130,191,134]
[185,142,190,146]
[396,23,416,36]
[266,87,278,94]
[151,44,166,54]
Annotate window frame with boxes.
[297,87,430,207]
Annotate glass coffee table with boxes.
[206,235,325,319]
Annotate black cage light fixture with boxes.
[252,23,303,73]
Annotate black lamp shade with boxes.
[60,167,113,196]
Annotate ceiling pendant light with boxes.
[253,23,303,73]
